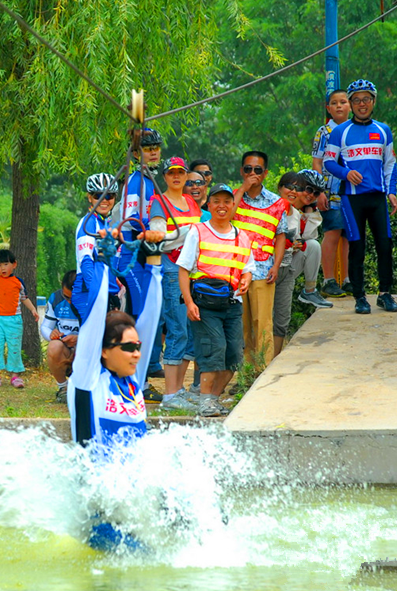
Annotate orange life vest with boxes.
[232,196,286,262]
[151,193,201,262]
[190,223,252,290]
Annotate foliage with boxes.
[166,0,397,177]
[37,203,79,296]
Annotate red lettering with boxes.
[325,151,336,158]
[347,149,355,158]
[355,148,363,156]
[78,242,94,251]
[106,399,118,413]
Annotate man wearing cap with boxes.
[324,79,397,314]
[178,183,255,417]
[232,150,287,365]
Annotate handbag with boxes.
[191,277,233,310]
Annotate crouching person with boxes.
[178,184,255,417]
[41,270,79,402]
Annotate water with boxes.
[1,423,397,590]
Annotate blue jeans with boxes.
[162,254,194,365]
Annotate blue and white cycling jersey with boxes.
[40,290,79,341]
[312,119,342,205]
[323,118,397,196]
[67,262,162,448]
[118,170,155,236]
[73,211,119,312]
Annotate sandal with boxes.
[11,376,24,388]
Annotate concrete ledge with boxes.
[225,296,397,483]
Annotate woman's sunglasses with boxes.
[185,179,206,187]
[283,183,305,192]
[91,193,117,201]
[105,341,142,352]
[305,186,322,198]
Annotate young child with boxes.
[0,249,39,388]
[312,89,352,297]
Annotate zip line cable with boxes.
[0,1,132,120]
[1,1,397,123]
[147,4,397,121]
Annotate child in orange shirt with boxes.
[0,250,39,388]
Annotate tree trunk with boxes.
[10,158,42,367]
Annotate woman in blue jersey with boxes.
[68,231,164,449]
[72,173,120,325]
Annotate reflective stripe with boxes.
[236,207,279,226]
[251,241,274,253]
[233,220,275,239]
[190,271,234,282]
[198,254,246,270]
[199,241,251,256]
[167,216,201,226]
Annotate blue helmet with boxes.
[347,79,377,99]
[298,169,325,191]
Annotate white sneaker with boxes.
[199,396,230,417]
[160,391,198,412]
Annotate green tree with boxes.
[166,0,397,177]
[0,0,245,364]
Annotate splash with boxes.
[0,422,397,579]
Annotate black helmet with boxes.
[141,128,163,147]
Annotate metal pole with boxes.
[325,0,340,102]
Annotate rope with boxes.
[146,4,397,121]
[0,1,132,121]
[97,231,141,278]
[1,1,396,122]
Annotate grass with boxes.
[0,368,69,419]
[0,366,199,419]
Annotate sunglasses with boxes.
[142,145,161,152]
[185,179,207,187]
[198,170,212,177]
[243,165,265,175]
[106,341,142,352]
[91,193,117,201]
[283,183,305,192]
[305,186,322,198]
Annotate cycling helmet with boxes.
[347,79,377,99]
[298,169,326,191]
[86,173,118,194]
[141,128,163,146]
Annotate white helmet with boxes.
[86,173,118,194]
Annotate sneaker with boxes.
[56,384,68,403]
[10,376,24,388]
[199,396,230,418]
[377,293,397,312]
[342,281,354,295]
[189,383,201,395]
[143,383,163,404]
[355,296,371,314]
[147,368,165,379]
[160,391,198,412]
[321,279,346,298]
[298,289,333,308]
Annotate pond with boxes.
[0,424,396,591]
